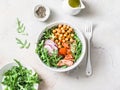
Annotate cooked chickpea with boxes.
[66,25,70,29]
[65,38,68,41]
[69,28,73,32]
[62,36,65,39]
[52,29,56,33]
[58,24,62,28]
[59,34,62,37]
[55,39,58,43]
[58,45,62,48]
[67,29,70,33]
[61,27,64,30]
[62,40,65,43]
[63,24,67,29]
[62,29,65,33]
[71,33,74,37]
[56,33,59,36]
[58,42,60,45]
[58,37,62,41]
[64,33,67,37]
[70,38,73,43]
[67,34,70,39]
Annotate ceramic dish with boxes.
[34,4,50,21]
[36,21,86,72]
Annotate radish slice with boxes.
[44,40,58,55]
[45,40,57,46]
[44,45,54,55]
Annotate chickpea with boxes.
[59,34,62,37]
[56,33,59,36]
[65,38,68,41]
[71,33,74,37]
[56,29,59,33]
[64,33,67,37]
[58,24,62,28]
[58,42,60,45]
[70,38,73,43]
[63,24,67,29]
[69,28,73,32]
[62,36,65,40]
[52,29,56,33]
[62,29,65,33]
[55,39,58,43]
[62,40,65,43]
[67,29,70,33]
[66,25,69,29]
[58,45,62,48]
[67,34,70,39]
[58,37,62,41]
[61,27,64,30]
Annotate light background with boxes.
[0,0,120,90]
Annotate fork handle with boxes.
[86,39,92,76]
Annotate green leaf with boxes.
[2,60,41,90]
[16,38,30,49]
[16,18,28,35]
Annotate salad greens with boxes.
[36,26,63,67]
[36,25,82,68]
[41,26,57,40]
[2,59,41,90]
[72,33,82,60]
[36,40,63,67]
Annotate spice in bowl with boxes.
[36,6,46,18]
[34,5,50,21]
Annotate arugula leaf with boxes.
[73,33,82,60]
[2,60,42,90]
[17,18,28,35]
[36,40,63,67]
[16,38,30,49]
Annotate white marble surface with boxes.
[0,0,120,90]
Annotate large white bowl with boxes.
[0,62,39,90]
[37,21,86,72]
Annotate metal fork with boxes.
[85,24,93,76]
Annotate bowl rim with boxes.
[37,21,86,72]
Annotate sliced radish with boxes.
[45,40,57,46]
[44,45,54,55]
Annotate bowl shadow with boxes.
[75,1,96,18]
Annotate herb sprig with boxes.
[16,18,30,49]
[17,18,28,35]
[16,38,30,49]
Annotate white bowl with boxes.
[37,21,86,72]
[34,4,50,22]
[0,62,39,90]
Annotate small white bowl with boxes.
[34,4,50,21]
[37,21,86,72]
[0,62,39,90]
